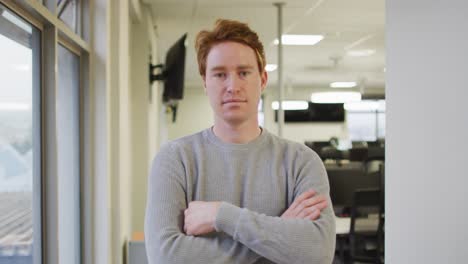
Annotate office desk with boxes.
[335,216,351,235]
[335,216,379,234]
[334,215,380,262]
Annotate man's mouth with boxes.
[223,99,247,104]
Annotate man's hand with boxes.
[281,189,328,221]
[184,201,221,236]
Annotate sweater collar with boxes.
[203,126,269,151]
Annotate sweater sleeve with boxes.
[144,143,260,264]
[214,148,336,264]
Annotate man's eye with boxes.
[214,73,226,78]
[240,71,250,77]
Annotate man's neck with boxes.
[212,119,262,144]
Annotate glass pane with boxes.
[377,112,386,139]
[347,112,377,141]
[0,4,40,264]
[58,0,79,33]
[258,98,264,127]
[57,44,80,264]
[43,0,56,13]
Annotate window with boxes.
[0,4,41,263]
[57,0,80,34]
[346,100,386,141]
[1,1,90,263]
[258,97,264,127]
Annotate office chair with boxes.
[377,164,385,262]
[349,147,368,161]
[348,187,384,264]
[366,147,385,162]
[304,141,330,155]
[320,146,345,161]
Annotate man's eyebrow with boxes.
[208,65,255,72]
[237,65,255,70]
[208,66,227,72]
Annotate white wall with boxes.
[118,0,132,256]
[90,0,110,263]
[107,0,123,263]
[129,10,149,234]
[166,86,213,140]
[147,12,165,161]
[91,1,164,262]
[387,0,468,262]
[167,87,214,140]
[129,1,166,235]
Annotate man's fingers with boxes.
[297,195,327,210]
[289,189,316,210]
[292,195,324,216]
[281,190,327,219]
[306,209,321,221]
[315,200,328,211]
[297,204,320,218]
[297,208,310,219]
[184,209,191,234]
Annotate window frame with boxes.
[0,1,91,264]
[0,3,43,263]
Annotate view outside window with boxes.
[57,0,80,34]
[258,97,264,127]
[347,112,378,141]
[347,100,386,141]
[377,112,385,139]
[0,5,40,264]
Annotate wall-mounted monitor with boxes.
[275,102,345,122]
[162,33,187,103]
[150,33,187,104]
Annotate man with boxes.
[145,19,335,263]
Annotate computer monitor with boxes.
[275,102,345,122]
[162,33,187,103]
[150,33,187,104]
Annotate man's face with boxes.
[203,41,267,126]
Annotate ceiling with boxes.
[144,0,385,97]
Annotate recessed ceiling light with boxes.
[347,49,376,57]
[272,101,309,110]
[311,92,361,104]
[265,64,278,72]
[330,82,357,88]
[274,35,323,46]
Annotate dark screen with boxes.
[163,33,187,103]
[275,102,345,122]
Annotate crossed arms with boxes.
[144,146,336,264]
[184,190,327,236]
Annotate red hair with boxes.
[195,19,266,76]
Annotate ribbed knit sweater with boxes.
[144,128,335,264]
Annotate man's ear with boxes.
[260,71,268,92]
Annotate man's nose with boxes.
[226,75,242,93]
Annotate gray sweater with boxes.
[144,128,336,264]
